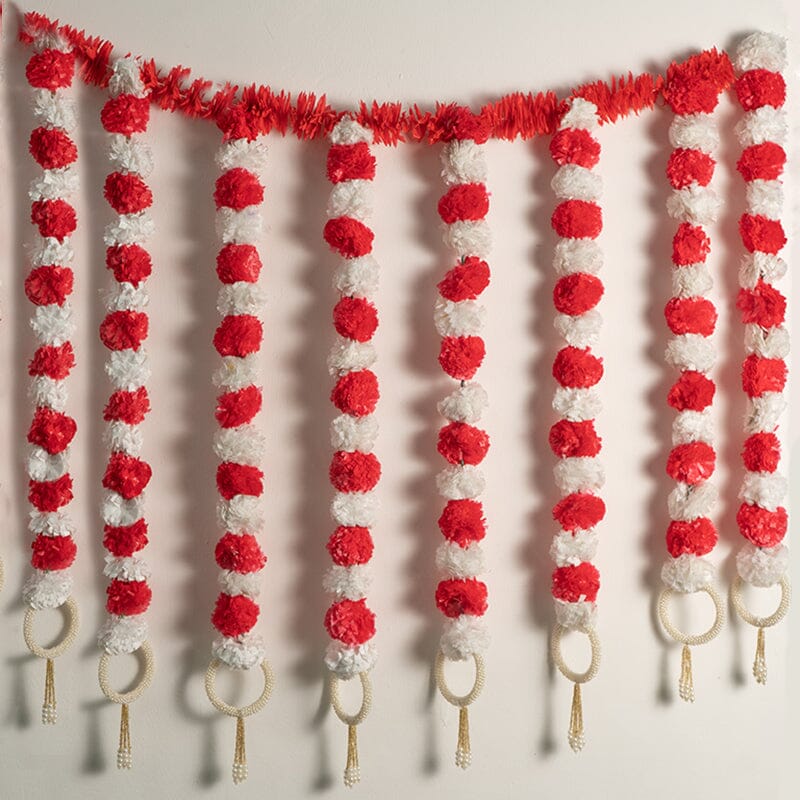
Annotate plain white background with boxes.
[0,1,798,798]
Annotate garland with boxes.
[547,98,604,751]
[96,55,156,770]
[321,117,381,788]
[204,107,273,785]
[18,12,735,144]
[21,21,81,725]
[730,32,790,683]
[656,52,731,700]
[432,109,491,769]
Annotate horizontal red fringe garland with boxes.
[19,11,734,144]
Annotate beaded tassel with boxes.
[455,707,471,769]
[679,645,695,703]
[568,683,585,753]
[42,658,57,725]
[232,716,247,785]
[117,704,132,770]
[753,627,767,686]
[343,724,360,788]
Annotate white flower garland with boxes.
[548,98,604,752]
[731,32,790,684]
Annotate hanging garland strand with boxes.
[96,55,157,770]
[19,12,734,144]
[432,107,491,769]
[21,19,81,726]
[203,109,274,785]
[547,97,604,752]
[729,32,791,684]
[322,117,381,788]
[655,53,732,700]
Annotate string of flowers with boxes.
[21,20,81,725]
[547,97,604,752]
[432,108,492,770]
[322,117,381,788]
[204,109,273,784]
[96,55,156,770]
[656,53,732,701]
[729,32,790,684]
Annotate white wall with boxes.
[0,1,797,798]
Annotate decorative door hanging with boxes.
[14,10,790,788]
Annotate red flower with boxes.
[666,518,717,557]
[29,474,73,512]
[739,214,786,255]
[437,422,490,465]
[550,128,600,168]
[213,315,263,357]
[215,532,266,573]
[216,386,262,428]
[666,442,716,485]
[549,419,601,458]
[327,526,374,566]
[438,257,490,301]
[737,503,787,548]
[667,371,715,411]
[107,579,152,616]
[736,280,786,327]
[25,266,73,306]
[673,223,710,265]
[214,167,264,210]
[31,534,77,570]
[101,94,150,135]
[438,500,486,546]
[102,453,152,500]
[552,562,600,602]
[29,127,77,169]
[737,142,786,181]
[742,432,780,473]
[26,49,75,90]
[324,598,376,644]
[329,451,381,492]
[212,593,259,637]
[327,143,376,183]
[216,462,264,500]
[552,492,605,531]
[551,200,602,239]
[104,387,151,424]
[435,578,488,618]
[104,172,153,214]
[28,407,76,454]
[438,183,489,223]
[217,244,262,284]
[29,342,75,379]
[104,520,149,557]
[331,370,379,417]
[333,297,378,342]
[666,148,715,189]
[735,70,786,111]
[741,355,787,397]
[664,297,717,336]
[552,346,603,388]
[554,273,604,315]
[100,310,149,351]
[324,217,374,258]
[106,245,152,286]
[438,336,485,380]
[31,199,76,240]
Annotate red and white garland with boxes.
[658,55,728,701]
[97,56,155,659]
[209,129,269,671]
[730,32,790,682]
[548,98,604,751]
[22,28,80,705]
[433,109,491,769]
[322,117,381,787]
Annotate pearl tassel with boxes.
[232,715,247,785]
[344,724,360,788]
[117,704,132,769]
[753,627,767,685]
[42,658,57,725]
[568,683,585,753]
[455,706,471,769]
[679,644,695,703]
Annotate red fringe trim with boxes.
[19,11,734,144]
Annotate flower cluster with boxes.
[97,57,155,656]
[23,32,80,612]
[209,112,270,670]
[434,110,491,662]
[322,118,380,680]
[731,34,790,590]
[660,51,730,595]
[548,99,604,631]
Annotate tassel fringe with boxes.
[232,715,247,785]
[455,706,471,769]
[679,644,695,703]
[568,683,585,752]
[117,703,132,770]
[42,658,57,725]
[344,724,361,788]
[753,627,767,685]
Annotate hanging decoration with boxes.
[21,18,81,726]
[203,107,274,784]
[10,8,791,777]
[432,108,491,769]
[547,97,604,751]
[96,54,156,770]
[655,51,730,701]
[729,31,791,684]
[322,117,381,788]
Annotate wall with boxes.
[0,1,797,798]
